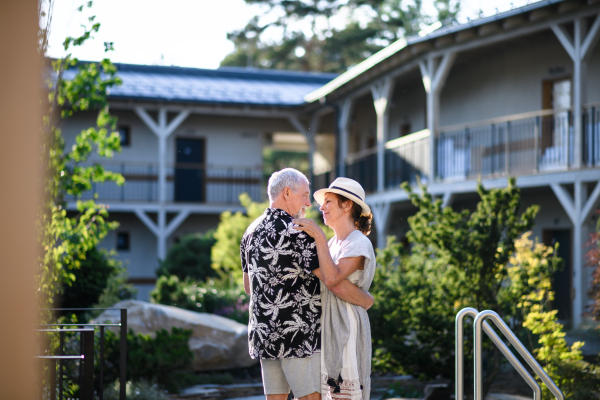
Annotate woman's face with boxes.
[320,192,350,227]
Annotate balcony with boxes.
[328,106,600,194]
[67,161,263,204]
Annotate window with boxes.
[116,232,130,251]
[118,126,131,146]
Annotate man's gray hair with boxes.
[268,168,310,201]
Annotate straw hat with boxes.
[313,177,371,216]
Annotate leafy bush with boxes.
[514,234,600,398]
[101,380,169,400]
[150,276,249,323]
[156,231,217,282]
[371,179,537,385]
[101,327,194,393]
[212,194,268,285]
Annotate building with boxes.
[63,0,600,326]
[307,0,600,328]
[62,65,338,300]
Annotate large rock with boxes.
[92,300,257,371]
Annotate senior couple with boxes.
[240,168,376,400]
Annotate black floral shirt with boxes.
[240,208,321,359]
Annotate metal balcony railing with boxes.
[438,109,575,181]
[66,162,262,204]
[456,307,563,400]
[335,107,600,194]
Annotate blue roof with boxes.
[64,63,338,107]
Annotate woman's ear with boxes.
[343,200,353,213]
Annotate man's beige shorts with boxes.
[260,354,320,398]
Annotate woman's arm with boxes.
[294,218,362,287]
[313,268,374,310]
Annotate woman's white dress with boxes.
[320,231,367,400]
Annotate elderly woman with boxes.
[293,177,376,400]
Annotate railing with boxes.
[37,308,127,400]
[344,129,430,193]
[342,107,600,194]
[67,162,262,204]
[584,104,600,167]
[456,307,563,400]
[438,109,575,181]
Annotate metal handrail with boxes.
[472,310,564,400]
[456,308,541,400]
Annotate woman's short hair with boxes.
[332,193,372,235]
[267,168,310,202]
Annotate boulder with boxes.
[92,300,257,371]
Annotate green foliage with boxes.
[38,0,124,311]
[156,232,218,281]
[263,148,309,181]
[102,328,194,394]
[150,276,250,323]
[222,0,460,72]
[59,247,119,312]
[513,234,600,398]
[102,380,169,400]
[370,178,538,382]
[212,193,268,284]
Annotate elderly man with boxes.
[240,168,373,400]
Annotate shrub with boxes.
[156,231,217,282]
[370,179,538,388]
[58,247,119,312]
[514,234,600,398]
[150,276,249,324]
[101,327,194,393]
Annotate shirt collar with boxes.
[267,207,292,219]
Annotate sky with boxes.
[46,0,542,70]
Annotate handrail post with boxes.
[120,308,127,400]
[100,326,105,400]
[455,307,478,400]
[82,330,94,400]
[59,327,64,400]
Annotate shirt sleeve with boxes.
[302,234,320,274]
[240,234,248,273]
[338,232,373,262]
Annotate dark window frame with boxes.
[116,231,130,251]
[118,125,131,147]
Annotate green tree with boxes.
[370,178,538,394]
[59,248,125,312]
[156,232,218,282]
[38,0,124,310]
[221,0,460,72]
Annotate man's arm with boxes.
[312,268,374,310]
[243,272,251,295]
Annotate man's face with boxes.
[288,181,311,219]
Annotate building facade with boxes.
[63,0,600,326]
[308,0,600,327]
[62,65,337,300]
